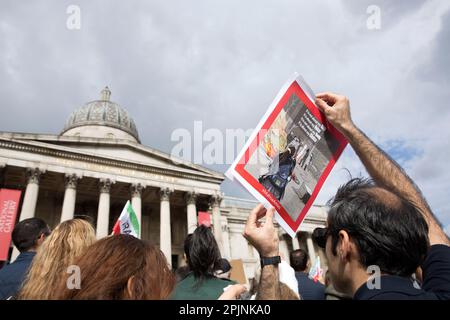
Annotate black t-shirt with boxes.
[421,244,450,300]
[354,244,450,300]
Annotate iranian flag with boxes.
[112,200,140,238]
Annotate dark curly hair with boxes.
[327,178,429,277]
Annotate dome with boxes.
[61,87,140,142]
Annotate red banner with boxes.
[198,211,211,227]
[0,189,22,261]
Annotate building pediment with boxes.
[0,132,224,184]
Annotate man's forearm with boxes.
[342,124,449,245]
[256,265,280,300]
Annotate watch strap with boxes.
[260,256,281,267]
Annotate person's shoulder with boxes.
[421,244,450,299]
[210,277,235,286]
[365,291,437,300]
[423,244,450,262]
[203,278,234,299]
[422,244,450,273]
[312,280,325,289]
[306,277,325,293]
[0,259,31,276]
[0,263,10,275]
[297,273,322,285]
[354,275,437,300]
[171,274,196,300]
[176,273,195,286]
[0,262,17,278]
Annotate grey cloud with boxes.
[417,10,450,85]
[342,0,427,29]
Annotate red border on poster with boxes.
[234,81,347,233]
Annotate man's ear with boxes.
[338,230,351,261]
[36,233,46,247]
[127,276,135,299]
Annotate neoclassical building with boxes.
[0,87,326,279]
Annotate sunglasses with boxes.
[312,227,329,249]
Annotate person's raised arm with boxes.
[315,92,450,246]
[243,205,281,299]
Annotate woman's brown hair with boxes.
[54,234,175,299]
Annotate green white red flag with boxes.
[112,200,140,238]
[309,256,323,282]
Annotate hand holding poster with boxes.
[226,74,347,237]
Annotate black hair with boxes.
[327,178,429,277]
[12,217,50,253]
[216,258,232,274]
[187,225,221,285]
[175,265,191,282]
[290,249,309,272]
[278,146,296,163]
[183,233,193,263]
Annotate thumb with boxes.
[315,98,331,114]
[265,207,275,226]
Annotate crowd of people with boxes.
[0,92,449,300]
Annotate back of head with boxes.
[290,249,309,272]
[216,258,231,274]
[216,258,232,279]
[327,177,429,277]
[54,234,175,300]
[188,225,221,282]
[19,219,96,300]
[183,233,193,262]
[12,218,50,253]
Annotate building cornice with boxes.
[0,138,223,185]
[0,131,225,179]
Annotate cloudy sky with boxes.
[1,0,449,234]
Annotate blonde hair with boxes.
[18,219,96,300]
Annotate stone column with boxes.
[279,234,291,265]
[185,191,197,234]
[130,183,143,238]
[19,168,43,221]
[96,178,112,239]
[210,194,224,255]
[60,174,79,222]
[306,232,316,266]
[160,187,172,265]
[292,233,300,250]
[221,216,231,259]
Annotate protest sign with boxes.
[0,189,22,261]
[227,74,347,237]
[229,259,247,285]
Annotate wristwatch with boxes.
[260,256,281,268]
